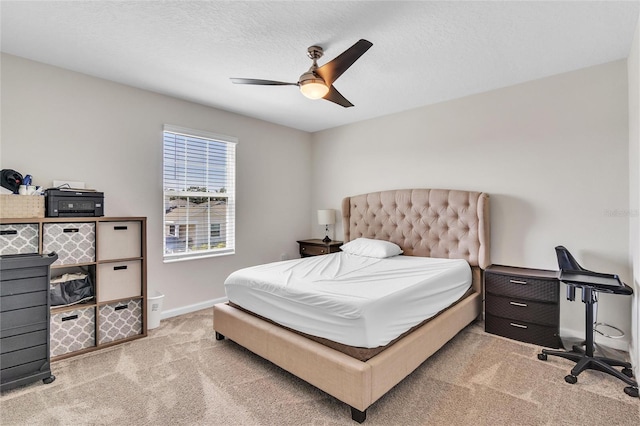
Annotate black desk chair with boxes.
[538,246,638,398]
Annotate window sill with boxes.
[163,250,235,263]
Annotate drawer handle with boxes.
[114,226,128,231]
[509,279,527,285]
[63,228,79,233]
[510,322,528,329]
[320,249,325,253]
[0,230,18,235]
[61,314,79,322]
[301,247,306,251]
[115,304,128,311]
[113,265,128,271]
[509,301,528,307]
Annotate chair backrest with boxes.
[556,245,583,301]
[555,245,588,272]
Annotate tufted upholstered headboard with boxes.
[341,188,490,269]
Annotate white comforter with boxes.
[224,252,471,348]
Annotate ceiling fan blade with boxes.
[323,85,354,108]
[316,39,373,86]
[230,78,297,86]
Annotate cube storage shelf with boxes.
[0,216,147,362]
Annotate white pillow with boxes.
[340,238,403,258]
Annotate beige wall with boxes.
[628,14,640,372]
[0,53,312,315]
[1,51,635,352]
[311,60,632,347]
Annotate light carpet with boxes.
[1,309,638,425]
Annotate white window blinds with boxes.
[162,125,237,262]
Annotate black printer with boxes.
[45,189,104,217]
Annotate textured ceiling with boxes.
[2,1,639,133]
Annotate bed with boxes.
[213,188,490,422]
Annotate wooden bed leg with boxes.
[215,331,225,341]
[350,407,366,423]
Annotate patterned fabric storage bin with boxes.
[0,224,39,255]
[50,307,96,357]
[98,299,142,344]
[43,222,96,266]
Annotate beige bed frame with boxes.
[214,189,490,422]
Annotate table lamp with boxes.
[317,209,336,243]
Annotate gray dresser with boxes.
[0,252,58,392]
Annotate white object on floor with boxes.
[147,290,165,329]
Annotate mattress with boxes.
[224,252,472,348]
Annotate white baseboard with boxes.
[161,296,228,320]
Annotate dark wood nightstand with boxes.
[297,239,343,257]
[484,265,562,348]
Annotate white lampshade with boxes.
[317,209,336,225]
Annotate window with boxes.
[163,125,237,262]
[210,223,221,239]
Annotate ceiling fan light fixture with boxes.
[231,39,372,107]
[299,72,329,99]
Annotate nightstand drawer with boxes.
[297,239,342,258]
[486,273,558,302]
[300,245,331,256]
[485,314,560,348]
[485,294,558,326]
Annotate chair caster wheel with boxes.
[565,375,577,384]
[537,353,547,361]
[42,375,55,384]
[622,367,634,378]
[623,386,639,398]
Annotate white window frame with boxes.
[162,124,237,262]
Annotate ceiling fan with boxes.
[231,39,373,108]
